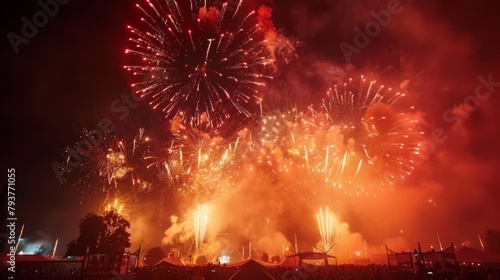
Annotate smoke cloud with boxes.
[148,0,500,263]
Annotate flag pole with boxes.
[385,244,392,270]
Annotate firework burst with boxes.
[125,0,273,127]
[241,109,318,189]
[66,128,151,201]
[316,77,423,194]
[234,77,423,197]
[144,114,243,201]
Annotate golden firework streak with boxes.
[194,204,209,252]
[317,207,334,251]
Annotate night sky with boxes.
[2,0,500,258]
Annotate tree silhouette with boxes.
[261,252,269,262]
[144,247,166,266]
[271,255,281,263]
[195,255,208,265]
[65,210,131,256]
[484,228,500,253]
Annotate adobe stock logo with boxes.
[7,0,70,54]
[382,73,500,186]
[339,0,405,63]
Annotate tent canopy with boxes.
[455,247,500,264]
[229,259,276,280]
[228,258,280,268]
[155,256,186,267]
[281,251,337,266]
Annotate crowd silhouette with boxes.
[133,263,500,280]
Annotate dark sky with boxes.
[2,0,500,257]
[1,0,140,254]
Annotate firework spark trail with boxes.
[104,141,129,185]
[137,77,422,204]
[322,77,405,126]
[314,77,422,194]
[143,115,243,200]
[125,0,274,127]
[194,204,208,252]
[317,207,333,251]
[64,128,152,200]
[105,198,124,215]
[233,77,423,196]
